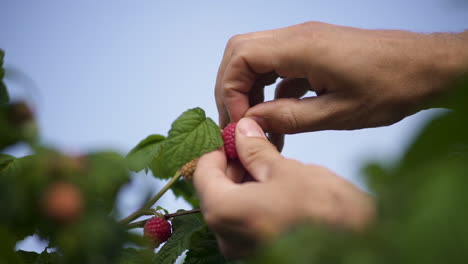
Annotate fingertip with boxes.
[194,148,227,188]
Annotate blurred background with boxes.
[2,0,467,252]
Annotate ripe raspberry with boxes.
[42,182,83,223]
[180,158,198,181]
[144,217,172,247]
[222,122,238,160]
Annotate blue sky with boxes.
[2,0,467,252]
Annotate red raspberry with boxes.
[144,217,172,247]
[222,122,238,160]
[42,182,83,223]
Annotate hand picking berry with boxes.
[144,216,172,247]
[222,122,238,160]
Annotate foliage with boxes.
[2,48,468,264]
[0,49,226,263]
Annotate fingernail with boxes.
[238,118,266,138]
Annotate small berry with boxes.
[222,122,238,159]
[144,217,172,247]
[42,182,83,223]
[180,158,198,181]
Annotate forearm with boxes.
[417,30,468,108]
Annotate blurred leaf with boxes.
[153,213,204,264]
[126,134,165,172]
[170,180,199,208]
[0,153,15,171]
[0,228,23,264]
[0,102,36,149]
[0,49,6,104]
[0,81,8,104]
[117,248,154,264]
[150,108,222,179]
[185,228,229,264]
[17,250,60,264]
[56,214,127,264]
[83,151,130,212]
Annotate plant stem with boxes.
[125,209,202,230]
[119,171,182,225]
[164,208,201,220]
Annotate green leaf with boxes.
[150,108,222,179]
[0,154,15,171]
[83,151,131,212]
[167,108,209,138]
[17,250,60,264]
[185,228,229,264]
[126,134,165,172]
[0,49,8,105]
[1,81,9,105]
[117,248,154,264]
[156,206,169,215]
[170,180,199,208]
[153,213,204,264]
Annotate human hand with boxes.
[193,118,375,258]
[215,22,468,136]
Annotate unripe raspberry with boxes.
[180,158,198,181]
[42,182,83,223]
[222,122,238,159]
[144,217,172,247]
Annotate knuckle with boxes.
[276,101,301,132]
[227,34,247,49]
[222,79,238,95]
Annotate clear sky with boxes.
[2,0,467,252]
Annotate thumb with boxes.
[235,117,282,182]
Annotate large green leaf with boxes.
[153,213,204,264]
[185,228,229,264]
[126,134,165,172]
[150,108,222,179]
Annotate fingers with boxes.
[268,77,312,151]
[245,94,349,134]
[235,117,283,182]
[215,26,310,127]
[275,78,311,99]
[215,33,277,127]
[193,148,235,202]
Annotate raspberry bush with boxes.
[2,47,468,264]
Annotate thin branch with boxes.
[119,171,182,225]
[125,209,202,229]
[164,208,201,220]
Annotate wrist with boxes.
[429,31,468,91]
[413,31,468,109]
